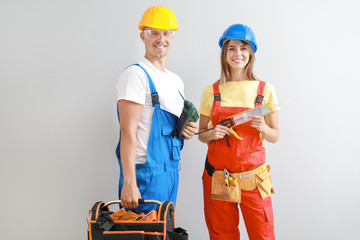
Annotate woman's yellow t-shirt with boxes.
[199,80,279,117]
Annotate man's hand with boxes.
[182,121,198,140]
[120,182,142,209]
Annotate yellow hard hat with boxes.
[138,6,178,31]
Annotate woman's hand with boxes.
[248,112,280,143]
[211,125,233,141]
[248,115,267,132]
[198,114,232,143]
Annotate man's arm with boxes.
[118,99,143,209]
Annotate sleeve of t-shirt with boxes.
[198,84,214,117]
[173,72,185,98]
[116,66,148,105]
[264,83,279,108]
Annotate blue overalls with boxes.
[116,64,184,214]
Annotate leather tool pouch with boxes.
[255,165,275,199]
[211,170,241,203]
[210,165,274,203]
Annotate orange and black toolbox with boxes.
[87,199,188,240]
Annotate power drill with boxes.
[175,91,199,139]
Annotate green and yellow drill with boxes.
[174,91,199,139]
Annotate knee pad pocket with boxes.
[264,205,275,238]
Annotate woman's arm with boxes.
[249,111,280,143]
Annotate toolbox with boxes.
[87,199,188,240]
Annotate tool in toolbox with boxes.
[137,210,158,221]
[87,199,188,240]
[196,103,279,144]
[174,91,199,139]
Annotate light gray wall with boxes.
[1,0,359,239]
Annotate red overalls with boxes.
[202,81,275,240]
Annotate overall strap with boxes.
[131,63,160,106]
[255,81,266,107]
[116,63,160,160]
[210,81,221,124]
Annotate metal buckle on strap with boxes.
[151,92,160,106]
[255,94,264,105]
[214,93,221,101]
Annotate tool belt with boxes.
[205,158,274,203]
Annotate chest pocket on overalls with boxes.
[161,126,182,160]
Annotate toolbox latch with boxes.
[96,214,114,231]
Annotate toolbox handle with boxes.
[102,199,162,208]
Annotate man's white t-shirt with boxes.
[116,58,184,164]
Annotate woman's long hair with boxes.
[219,39,259,85]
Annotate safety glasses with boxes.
[143,29,175,40]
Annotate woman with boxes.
[198,24,279,240]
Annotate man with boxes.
[116,6,198,214]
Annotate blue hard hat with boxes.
[219,24,257,53]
